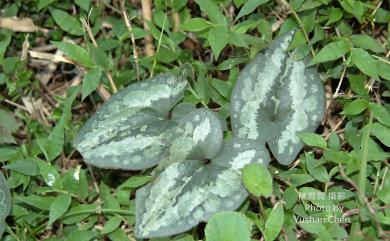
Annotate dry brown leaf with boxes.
[0,17,47,33]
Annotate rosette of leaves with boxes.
[231,30,326,165]
[0,172,11,238]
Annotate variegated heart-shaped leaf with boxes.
[156,107,224,171]
[231,30,325,165]
[74,72,189,170]
[135,139,270,238]
[0,172,11,228]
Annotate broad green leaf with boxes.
[326,8,343,25]
[0,172,11,222]
[264,203,284,241]
[371,123,390,147]
[205,212,251,241]
[38,0,54,10]
[0,108,18,144]
[102,216,122,234]
[74,0,90,11]
[298,133,327,149]
[283,187,298,209]
[52,41,94,68]
[341,99,368,115]
[15,195,55,211]
[236,0,269,20]
[339,0,367,22]
[49,7,83,36]
[48,193,72,226]
[208,26,229,60]
[231,30,325,165]
[82,67,102,100]
[47,118,65,161]
[180,18,212,32]
[311,39,350,64]
[135,139,270,238]
[378,61,390,80]
[74,70,189,170]
[62,203,98,224]
[118,175,152,189]
[88,44,112,70]
[351,48,379,79]
[64,230,97,241]
[195,0,227,26]
[369,103,390,127]
[351,34,385,53]
[305,153,328,182]
[242,163,272,197]
[4,159,39,176]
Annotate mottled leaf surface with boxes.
[135,139,270,238]
[231,30,325,165]
[0,172,11,222]
[157,108,224,171]
[74,73,188,170]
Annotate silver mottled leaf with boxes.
[0,172,11,222]
[74,73,188,170]
[156,107,224,172]
[231,30,325,165]
[135,139,270,238]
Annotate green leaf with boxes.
[48,193,72,226]
[102,216,122,234]
[264,203,284,241]
[326,8,343,25]
[88,44,112,70]
[47,118,65,161]
[242,163,272,197]
[340,0,367,22]
[377,173,390,204]
[0,172,11,222]
[371,123,390,147]
[52,41,94,67]
[135,139,270,238]
[0,108,18,144]
[74,0,91,11]
[62,203,98,224]
[298,133,327,149]
[74,71,190,170]
[38,0,54,10]
[180,18,212,32]
[208,26,229,60]
[351,48,379,79]
[205,212,252,241]
[82,67,102,100]
[4,159,39,176]
[351,34,385,53]
[118,175,153,189]
[236,0,269,20]
[231,30,325,165]
[342,99,368,115]
[311,39,350,64]
[369,103,390,127]
[195,0,227,26]
[49,7,83,36]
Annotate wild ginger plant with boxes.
[74,30,325,238]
